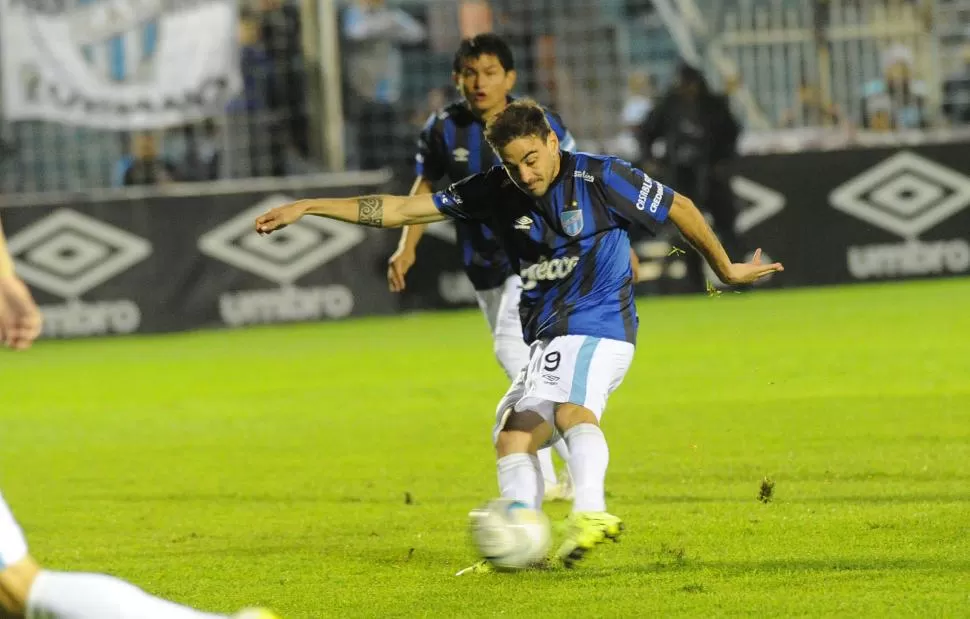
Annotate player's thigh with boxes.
[474,286,504,335]
[515,335,635,423]
[492,340,550,443]
[490,276,529,378]
[492,364,527,445]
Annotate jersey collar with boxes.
[548,150,573,191]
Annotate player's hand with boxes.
[255,202,306,235]
[0,274,43,350]
[629,248,641,284]
[387,247,416,292]
[723,248,784,285]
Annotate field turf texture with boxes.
[2,278,968,617]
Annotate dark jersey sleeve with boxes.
[415,112,447,181]
[431,172,495,221]
[601,157,673,234]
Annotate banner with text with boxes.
[0,0,241,129]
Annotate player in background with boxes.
[386,34,579,498]
[0,218,279,619]
[254,100,782,573]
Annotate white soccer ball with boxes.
[469,499,551,569]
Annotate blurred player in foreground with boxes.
[387,34,578,498]
[0,218,278,619]
[255,100,782,573]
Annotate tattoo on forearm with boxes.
[357,196,384,227]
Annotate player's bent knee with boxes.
[554,403,598,433]
[0,556,40,618]
[495,430,532,457]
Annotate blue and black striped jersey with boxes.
[431,151,673,345]
[416,98,575,291]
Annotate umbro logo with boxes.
[6,208,152,337]
[514,216,533,231]
[830,151,970,239]
[453,147,469,162]
[8,208,151,299]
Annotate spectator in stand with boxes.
[604,70,655,162]
[259,0,308,175]
[407,86,449,143]
[637,63,744,292]
[229,8,271,177]
[942,42,970,126]
[119,132,177,187]
[861,44,929,131]
[779,81,843,128]
[342,0,427,170]
[180,119,221,182]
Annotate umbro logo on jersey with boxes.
[514,216,533,231]
[453,147,469,162]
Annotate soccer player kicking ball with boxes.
[387,33,578,499]
[255,99,783,573]
[0,219,278,618]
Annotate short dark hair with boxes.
[452,33,515,73]
[484,98,552,151]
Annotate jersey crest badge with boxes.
[560,209,584,237]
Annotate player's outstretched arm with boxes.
[255,193,445,236]
[388,177,435,292]
[667,192,784,285]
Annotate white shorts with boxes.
[475,275,524,340]
[493,335,635,443]
[0,491,28,569]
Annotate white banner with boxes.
[0,0,241,130]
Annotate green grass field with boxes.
[2,278,969,617]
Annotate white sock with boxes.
[536,447,558,485]
[552,438,572,470]
[496,453,543,509]
[493,335,530,381]
[564,424,609,513]
[26,570,226,619]
[529,455,545,508]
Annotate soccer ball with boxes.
[469,499,551,569]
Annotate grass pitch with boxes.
[2,278,969,617]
